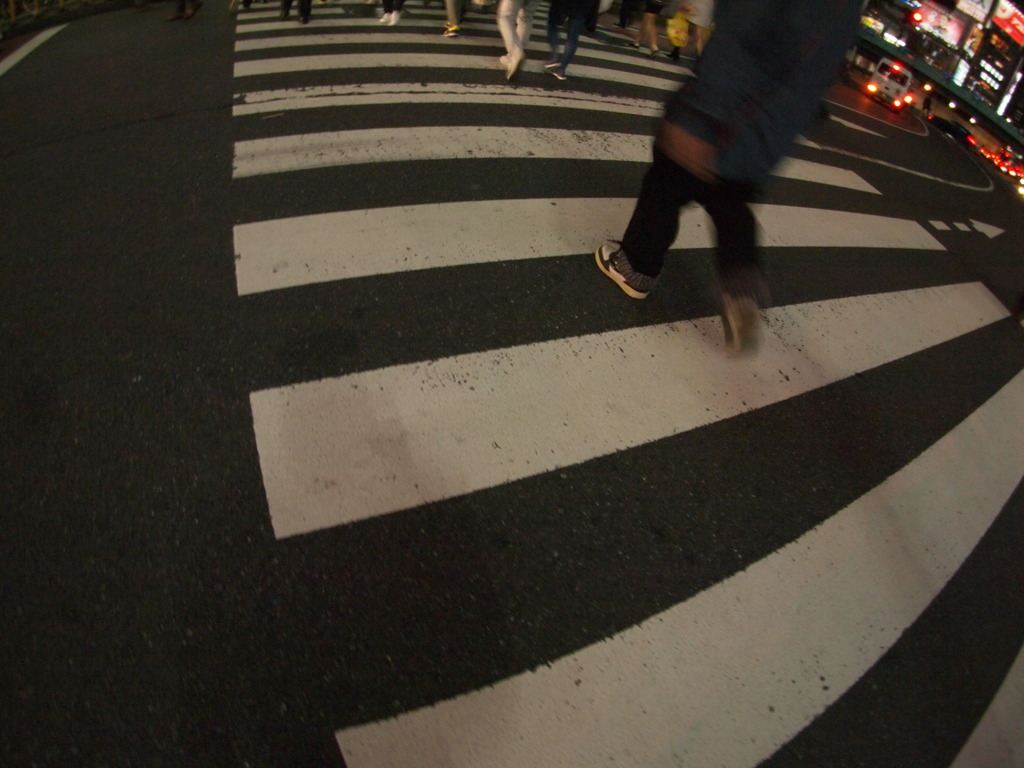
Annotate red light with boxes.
[911,10,923,22]
[892,62,902,71]
[904,94,913,103]
[894,99,903,107]
[968,136,977,145]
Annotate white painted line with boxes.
[930,220,951,230]
[970,219,1005,238]
[233,53,683,92]
[335,368,1024,768]
[829,114,886,137]
[950,639,1024,768]
[233,200,941,296]
[774,156,879,193]
[824,97,929,137]
[232,126,882,198]
[811,142,994,192]
[233,30,683,78]
[233,82,664,117]
[0,25,66,78]
[251,283,1006,539]
[955,222,972,232]
[233,125,647,176]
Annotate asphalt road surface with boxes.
[2,4,1024,767]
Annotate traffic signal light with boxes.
[907,8,924,24]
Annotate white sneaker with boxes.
[505,49,524,81]
[378,11,391,21]
[387,8,399,23]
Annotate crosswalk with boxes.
[231,5,1024,766]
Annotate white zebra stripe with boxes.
[251,283,1005,539]
[233,53,683,91]
[233,199,930,296]
[233,29,688,77]
[232,127,882,199]
[951,640,1024,768]
[233,31,683,77]
[333,368,1024,768]
[233,82,664,117]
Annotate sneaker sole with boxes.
[594,247,648,300]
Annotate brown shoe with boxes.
[183,0,202,17]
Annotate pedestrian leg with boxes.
[497,0,526,76]
[701,181,768,355]
[619,146,700,278]
[557,13,588,74]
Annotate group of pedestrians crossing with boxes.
[467,0,708,81]
[242,0,709,82]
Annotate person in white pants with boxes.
[497,0,540,79]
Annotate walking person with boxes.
[632,0,664,56]
[595,0,861,355]
[442,0,469,35]
[544,0,597,80]
[380,0,405,24]
[615,0,639,30]
[681,0,711,54]
[280,0,311,22]
[497,0,540,79]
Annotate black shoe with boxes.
[299,13,308,21]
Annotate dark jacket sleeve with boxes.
[664,0,861,184]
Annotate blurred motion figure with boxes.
[595,0,861,355]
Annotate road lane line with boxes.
[0,25,66,78]
[233,199,936,296]
[251,283,1006,539]
[811,141,994,191]
[333,368,1024,768]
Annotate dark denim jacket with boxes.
[664,0,861,185]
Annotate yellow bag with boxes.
[666,11,689,48]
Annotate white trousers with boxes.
[497,0,540,58]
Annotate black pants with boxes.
[281,0,311,19]
[618,0,639,26]
[621,146,761,289]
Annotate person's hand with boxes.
[655,119,718,183]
